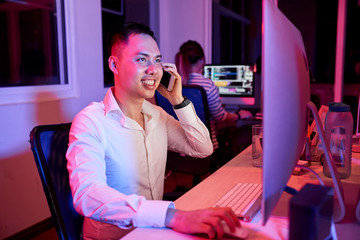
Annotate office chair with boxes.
[30,123,83,240]
[155,85,226,190]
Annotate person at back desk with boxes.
[66,23,240,239]
[175,40,252,157]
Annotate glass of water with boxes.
[252,124,263,168]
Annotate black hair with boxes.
[107,22,156,56]
[179,40,204,63]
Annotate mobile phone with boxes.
[160,70,175,91]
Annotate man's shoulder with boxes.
[70,101,106,135]
[75,101,105,120]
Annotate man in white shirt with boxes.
[66,22,240,239]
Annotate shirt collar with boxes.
[104,87,124,117]
[103,87,157,128]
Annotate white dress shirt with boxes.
[66,87,213,230]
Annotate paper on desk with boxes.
[242,215,289,240]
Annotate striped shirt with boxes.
[187,73,227,149]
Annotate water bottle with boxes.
[323,102,353,179]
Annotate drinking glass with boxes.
[252,124,263,168]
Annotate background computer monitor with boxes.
[203,64,258,109]
[261,0,310,225]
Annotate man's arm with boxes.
[157,63,213,157]
[166,101,214,157]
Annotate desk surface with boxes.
[216,117,262,130]
[123,147,360,240]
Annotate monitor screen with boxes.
[262,0,310,225]
[204,65,255,97]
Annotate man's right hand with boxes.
[165,207,240,239]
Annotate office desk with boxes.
[123,147,360,239]
[216,118,262,130]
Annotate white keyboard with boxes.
[213,183,262,222]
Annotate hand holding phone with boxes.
[158,63,184,106]
[160,68,175,91]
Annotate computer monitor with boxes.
[261,0,310,224]
[203,64,256,107]
[262,0,345,225]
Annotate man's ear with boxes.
[108,56,118,75]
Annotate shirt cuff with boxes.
[134,200,175,228]
[174,102,198,124]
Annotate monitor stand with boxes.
[307,101,346,223]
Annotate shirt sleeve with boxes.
[66,112,174,229]
[166,102,214,157]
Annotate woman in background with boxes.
[175,40,252,162]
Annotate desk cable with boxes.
[284,164,325,196]
[294,164,325,186]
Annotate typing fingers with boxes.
[168,207,240,238]
[211,207,240,232]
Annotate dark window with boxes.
[314,0,338,83]
[102,0,150,87]
[344,0,360,83]
[212,0,255,65]
[0,0,67,87]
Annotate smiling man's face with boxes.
[113,33,163,100]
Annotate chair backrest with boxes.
[30,123,83,240]
[155,84,212,136]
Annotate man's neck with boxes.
[113,88,145,126]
